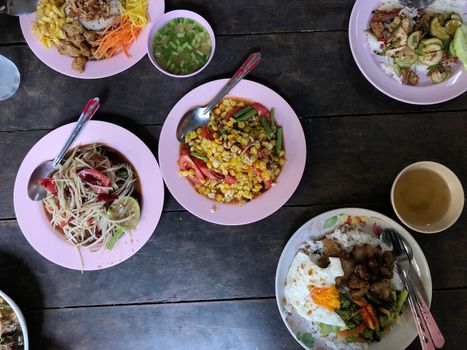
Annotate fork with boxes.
[399,0,435,9]
[382,229,445,349]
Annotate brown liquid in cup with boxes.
[393,168,451,227]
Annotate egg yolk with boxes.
[309,285,340,312]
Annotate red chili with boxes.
[37,178,57,193]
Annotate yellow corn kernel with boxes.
[216,145,224,152]
[231,100,237,107]
[214,108,221,115]
[238,121,245,129]
[261,171,271,180]
[279,159,286,166]
[227,134,236,141]
[226,120,234,127]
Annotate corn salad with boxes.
[178,98,286,204]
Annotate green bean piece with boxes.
[270,108,277,133]
[275,127,283,154]
[106,228,125,250]
[233,106,253,119]
[191,152,208,161]
[261,117,275,138]
[235,109,257,121]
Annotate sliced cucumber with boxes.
[422,44,443,53]
[445,19,462,36]
[430,69,451,83]
[420,38,444,47]
[408,31,421,50]
[449,13,463,22]
[418,50,444,66]
[430,17,450,40]
[394,48,418,67]
[453,24,467,69]
[449,39,457,57]
[393,63,402,77]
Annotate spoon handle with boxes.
[204,52,261,114]
[52,97,100,167]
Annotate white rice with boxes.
[326,228,392,252]
[427,0,467,21]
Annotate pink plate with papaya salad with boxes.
[13,121,164,270]
[19,0,165,78]
[158,79,307,226]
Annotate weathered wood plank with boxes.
[1,112,465,219]
[0,204,465,309]
[22,290,467,350]
[1,33,467,132]
[0,0,352,44]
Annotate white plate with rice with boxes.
[349,0,467,104]
[275,208,432,350]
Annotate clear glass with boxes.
[0,54,20,101]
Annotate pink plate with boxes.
[349,0,467,104]
[158,79,307,226]
[13,121,165,270]
[19,0,165,79]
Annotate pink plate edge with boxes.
[19,0,165,79]
[349,0,467,105]
[13,121,165,270]
[158,79,307,226]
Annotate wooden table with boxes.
[0,1,466,349]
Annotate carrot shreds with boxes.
[93,16,141,59]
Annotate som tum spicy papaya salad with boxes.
[368,1,467,85]
[177,98,285,204]
[37,144,141,254]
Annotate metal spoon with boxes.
[27,97,100,201]
[176,52,261,143]
[0,0,39,16]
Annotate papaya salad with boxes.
[367,0,467,85]
[37,144,141,252]
[32,0,149,72]
[177,98,286,204]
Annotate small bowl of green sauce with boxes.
[147,10,215,78]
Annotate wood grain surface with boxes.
[0,1,466,349]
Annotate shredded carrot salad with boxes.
[93,0,149,59]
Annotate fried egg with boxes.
[284,251,345,328]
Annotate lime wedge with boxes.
[453,24,467,70]
[107,196,140,231]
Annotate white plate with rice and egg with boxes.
[275,208,432,350]
[349,0,467,104]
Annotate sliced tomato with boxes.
[224,106,242,121]
[192,157,216,180]
[37,178,56,193]
[251,102,271,121]
[210,170,224,180]
[78,168,111,187]
[360,304,380,330]
[177,146,205,184]
[224,174,236,184]
[253,166,272,189]
[97,194,118,203]
[200,126,214,140]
